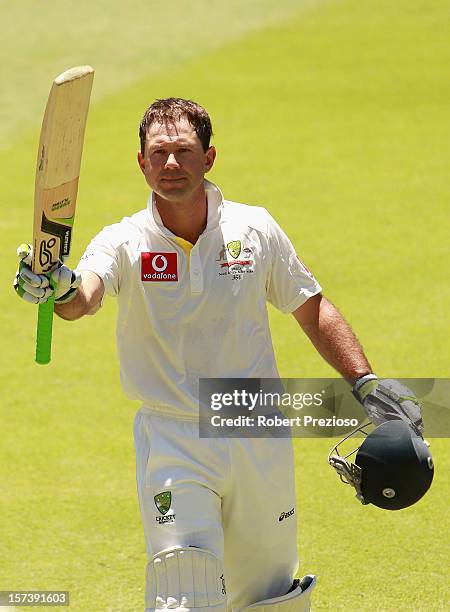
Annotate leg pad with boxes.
[146,546,227,611]
[241,575,317,612]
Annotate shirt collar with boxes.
[146,179,224,236]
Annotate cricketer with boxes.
[14,98,431,611]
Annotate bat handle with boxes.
[35,289,55,365]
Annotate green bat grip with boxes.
[35,289,55,365]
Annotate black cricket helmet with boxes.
[328,420,434,510]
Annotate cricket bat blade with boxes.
[32,65,94,364]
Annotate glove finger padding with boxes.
[14,276,52,304]
[16,276,53,299]
[380,379,423,433]
[354,376,424,437]
[17,243,33,266]
[18,260,51,288]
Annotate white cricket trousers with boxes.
[134,408,299,611]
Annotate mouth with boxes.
[161,177,187,183]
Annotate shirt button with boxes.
[193,269,200,276]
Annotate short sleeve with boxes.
[266,214,322,313]
[75,225,121,297]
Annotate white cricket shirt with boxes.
[76,180,322,417]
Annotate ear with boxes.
[205,146,216,173]
[137,151,145,172]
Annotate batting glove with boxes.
[14,243,81,305]
[353,374,424,437]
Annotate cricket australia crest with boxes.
[226,240,241,259]
[154,491,172,515]
[217,239,255,280]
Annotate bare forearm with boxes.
[294,295,372,384]
[55,288,89,320]
[55,271,104,321]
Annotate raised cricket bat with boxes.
[32,66,94,364]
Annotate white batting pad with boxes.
[241,575,316,612]
[146,546,227,611]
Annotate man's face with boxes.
[137,117,216,202]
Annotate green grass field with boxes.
[1,1,449,610]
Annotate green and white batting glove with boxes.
[353,374,424,438]
[13,243,81,305]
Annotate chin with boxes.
[158,186,190,201]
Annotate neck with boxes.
[154,184,207,244]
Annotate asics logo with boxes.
[279,508,295,522]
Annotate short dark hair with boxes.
[139,98,213,154]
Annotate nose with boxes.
[165,153,180,168]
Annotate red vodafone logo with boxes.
[141,252,178,281]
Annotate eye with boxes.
[177,148,190,153]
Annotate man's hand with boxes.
[13,243,81,305]
[353,375,424,437]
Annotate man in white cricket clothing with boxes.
[15,98,405,611]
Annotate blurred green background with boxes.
[0,1,448,610]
